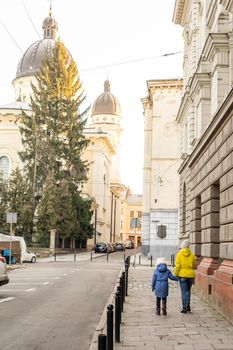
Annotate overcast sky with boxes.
[0,0,183,193]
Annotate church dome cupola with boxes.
[92,80,121,117]
[42,7,58,39]
[14,8,60,80]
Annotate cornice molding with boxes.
[191,73,211,98]
[202,33,229,61]
[173,0,189,26]
[176,88,191,124]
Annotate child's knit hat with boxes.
[155,257,167,267]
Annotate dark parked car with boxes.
[95,242,108,253]
[115,243,125,251]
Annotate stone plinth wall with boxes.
[181,90,233,321]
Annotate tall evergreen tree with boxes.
[18,40,92,245]
[0,176,9,233]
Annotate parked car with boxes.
[123,239,134,249]
[115,243,125,252]
[22,250,36,263]
[0,253,9,286]
[95,242,108,253]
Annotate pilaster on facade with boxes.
[220,0,233,13]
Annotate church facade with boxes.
[173,0,233,322]
[0,12,124,248]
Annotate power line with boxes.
[80,51,183,72]
[20,0,42,40]
[0,17,24,55]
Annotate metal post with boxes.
[125,262,129,296]
[54,252,56,262]
[139,255,141,265]
[123,252,125,262]
[133,223,136,268]
[122,272,126,303]
[115,291,121,342]
[117,285,122,321]
[107,252,109,262]
[150,255,153,267]
[94,207,97,246]
[98,334,106,350]
[107,304,113,350]
[74,250,76,262]
[9,221,12,265]
[91,251,92,261]
[119,277,124,312]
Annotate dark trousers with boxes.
[156,297,167,310]
[179,277,194,308]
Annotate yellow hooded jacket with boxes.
[174,248,195,278]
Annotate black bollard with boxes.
[107,252,109,262]
[122,271,126,303]
[173,254,175,267]
[115,291,121,342]
[107,304,113,350]
[119,277,124,312]
[150,255,153,267]
[74,250,76,262]
[98,334,106,350]
[125,262,129,296]
[54,252,56,262]
[139,254,141,265]
[90,251,93,261]
[116,286,122,324]
[117,281,123,312]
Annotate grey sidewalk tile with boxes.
[174,345,195,350]
[155,344,175,350]
[213,344,233,350]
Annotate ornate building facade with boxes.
[0,12,124,248]
[141,79,182,259]
[173,0,233,322]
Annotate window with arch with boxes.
[0,156,10,180]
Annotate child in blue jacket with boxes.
[151,257,178,315]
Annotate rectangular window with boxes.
[130,210,134,218]
[138,211,142,219]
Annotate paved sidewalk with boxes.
[115,265,233,350]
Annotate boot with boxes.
[181,307,187,314]
[186,304,191,312]
[156,308,160,315]
[162,300,167,315]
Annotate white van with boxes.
[0,234,36,263]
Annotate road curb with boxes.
[89,267,123,350]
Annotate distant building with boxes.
[120,189,142,246]
[173,0,233,322]
[0,11,125,248]
[141,79,183,259]
[84,80,125,247]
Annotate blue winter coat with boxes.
[151,263,178,298]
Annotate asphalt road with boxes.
[0,252,127,350]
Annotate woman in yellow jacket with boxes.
[174,239,195,313]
